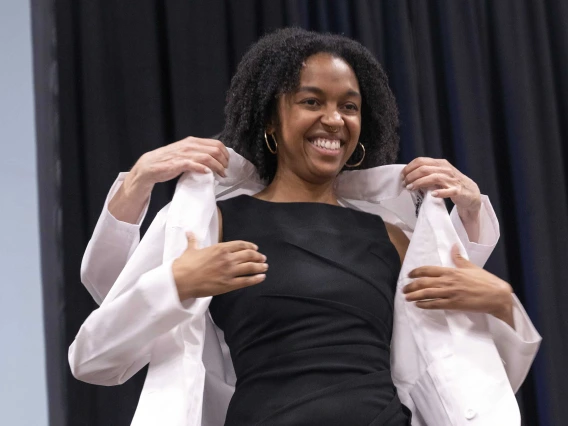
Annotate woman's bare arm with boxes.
[385,222,410,264]
[218,207,223,243]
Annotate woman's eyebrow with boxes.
[296,86,361,99]
[296,86,325,95]
[345,89,362,99]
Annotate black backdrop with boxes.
[35,1,568,425]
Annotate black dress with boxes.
[209,195,411,425]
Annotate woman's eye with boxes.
[302,99,319,106]
[343,103,359,111]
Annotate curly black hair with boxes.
[220,27,399,182]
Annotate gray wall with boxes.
[0,1,48,425]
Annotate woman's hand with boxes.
[172,233,268,301]
[125,136,229,198]
[403,245,515,328]
[401,157,481,217]
[109,137,229,223]
[401,157,482,242]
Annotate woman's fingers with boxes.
[232,261,269,277]
[230,247,268,276]
[221,240,259,252]
[230,274,267,290]
[431,187,459,198]
[171,137,230,175]
[170,154,225,177]
[403,165,452,186]
[403,276,444,293]
[402,157,448,177]
[189,153,226,177]
[415,299,452,310]
[405,287,450,302]
[188,143,229,168]
[405,173,456,191]
[402,157,433,176]
[408,266,447,279]
[198,139,230,165]
[178,159,213,175]
[131,136,231,187]
[231,249,266,264]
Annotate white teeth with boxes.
[310,138,341,151]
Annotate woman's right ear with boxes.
[265,123,276,136]
[266,107,280,135]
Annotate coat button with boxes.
[465,408,476,420]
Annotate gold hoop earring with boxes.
[345,142,365,168]
[264,131,277,154]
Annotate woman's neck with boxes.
[255,169,339,205]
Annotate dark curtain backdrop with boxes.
[39,0,568,425]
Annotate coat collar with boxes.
[167,149,420,248]
[215,148,407,203]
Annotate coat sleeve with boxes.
[69,206,194,386]
[450,194,499,268]
[81,173,150,305]
[486,295,542,392]
[450,194,542,392]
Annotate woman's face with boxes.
[270,53,362,184]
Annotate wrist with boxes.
[123,169,153,202]
[172,260,195,301]
[107,168,153,224]
[489,291,514,327]
[491,300,513,319]
[457,203,481,224]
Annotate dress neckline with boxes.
[241,194,346,209]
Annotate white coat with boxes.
[69,149,541,426]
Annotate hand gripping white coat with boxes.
[69,149,541,426]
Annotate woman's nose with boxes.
[321,110,344,127]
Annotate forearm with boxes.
[450,195,499,268]
[490,297,515,329]
[457,206,481,243]
[108,172,152,224]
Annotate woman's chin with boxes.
[308,160,345,181]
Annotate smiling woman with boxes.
[70,27,540,426]
[220,28,399,185]
[203,31,415,424]
[269,54,362,183]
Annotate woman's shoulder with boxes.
[217,194,248,206]
[216,194,256,213]
[216,195,257,242]
[383,222,409,263]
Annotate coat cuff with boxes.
[450,195,499,267]
[137,259,197,318]
[486,295,542,392]
[487,295,541,352]
[97,172,151,255]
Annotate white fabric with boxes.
[71,149,541,426]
